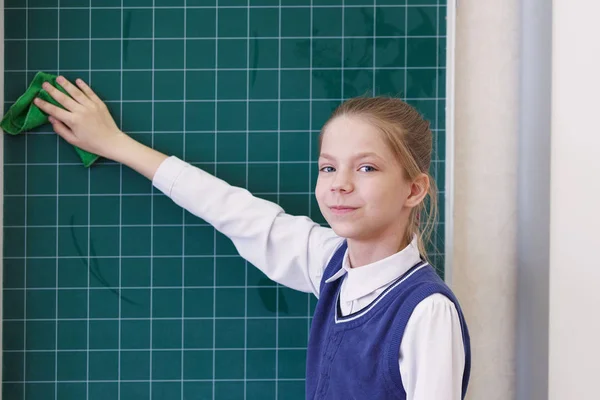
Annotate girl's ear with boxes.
[405,173,429,208]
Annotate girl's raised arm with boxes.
[35,76,342,295]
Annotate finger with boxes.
[48,116,78,144]
[35,97,73,123]
[56,76,94,107]
[41,81,81,112]
[75,78,104,106]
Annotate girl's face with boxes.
[315,116,414,244]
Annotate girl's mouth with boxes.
[330,206,358,215]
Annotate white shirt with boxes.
[152,156,466,399]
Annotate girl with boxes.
[34,76,470,399]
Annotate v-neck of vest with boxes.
[332,261,429,326]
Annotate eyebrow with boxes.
[319,152,383,161]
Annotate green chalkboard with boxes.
[3,1,447,399]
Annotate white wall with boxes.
[451,1,520,398]
[549,1,600,398]
[452,1,600,398]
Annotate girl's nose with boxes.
[331,172,354,193]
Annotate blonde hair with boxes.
[320,96,438,261]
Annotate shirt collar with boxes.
[325,235,422,302]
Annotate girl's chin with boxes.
[328,221,368,241]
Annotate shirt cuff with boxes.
[152,156,189,197]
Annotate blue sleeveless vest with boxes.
[305,241,471,399]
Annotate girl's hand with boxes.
[35,75,168,180]
[34,76,126,161]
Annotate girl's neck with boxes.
[346,233,409,268]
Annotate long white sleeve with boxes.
[152,156,342,295]
[399,294,466,400]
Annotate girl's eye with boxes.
[319,166,335,173]
[359,165,377,172]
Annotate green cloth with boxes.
[0,71,100,167]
